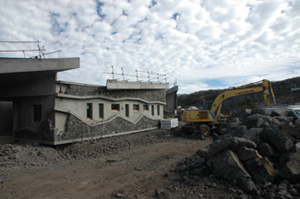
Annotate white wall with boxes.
[55,96,164,132]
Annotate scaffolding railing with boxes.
[105,65,168,83]
[0,40,61,58]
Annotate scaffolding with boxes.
[0,40,61,58]
[106,65,168,83]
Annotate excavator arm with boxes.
[211,79,276,118]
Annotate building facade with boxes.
[53,80,168,145]
[0,58,171,145]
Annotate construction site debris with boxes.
[0,130,168,168]
[175,106,300,198]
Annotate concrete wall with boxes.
[55,96,164,123]
[164,86,178,118]
[54,94,164,144]
[0,101,13,143]
[0,73,57,98]
[13,96,55,142]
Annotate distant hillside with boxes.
[178,77,300,115]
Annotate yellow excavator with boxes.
[181,79,276,137]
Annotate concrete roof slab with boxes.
[0,58,79,74]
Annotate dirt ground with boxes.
[0,130,250,199]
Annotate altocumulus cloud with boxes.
[0,0,299,94]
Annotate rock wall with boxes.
[59,113,159,141]
[64,84,166,102]
[64,84,105,96]
[107,89,166,102]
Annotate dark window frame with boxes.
[87,103,93,119]
[151,105,154,116]
[143,104,149,111]
[99,103,104,119]
[125,104,129,117]
[33,105,42,122]
[133,104,140,111]
[111,104,120,111]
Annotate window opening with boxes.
[133,104,140,111]
[111,104,120,111]
[151,105,154,116]
[33,105,42,122]
[125,104,129,117]
[87,103,93,119]
[143,104,149,111]
[99,103,104,119]
[157,105,160,115]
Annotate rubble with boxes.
[176,107,300,198]
[0,130,168,167]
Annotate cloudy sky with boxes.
[0,0,299,94]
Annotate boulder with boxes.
[237,146,262,161]
[288,152,300,163]
[244,113,281,129]
[228,118,242,130]
[246,157,275,183]
[231,125,248,137]
[274,116,294,124]
[271,108,290,117]
[257,117,270,128]
[260,128,294,153]
[280,160,300,179]
[243,128,263,145]
[241,109,252,121]
[251,107,272,116]
[196,147,209,159]
[212,149,257,192]
[202,135,257,158]
[201,135,235,157]
[243,113,262,129]
[232,137,257,150]
[257,142,280,159]
[295,120,300,126]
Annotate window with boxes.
[87,103,93,119]
[143,105,149,111]
[157,105,160,115]
[111,104,120,111]
[33,105,42,122]
[99,104,104,119]
[151,105,154,116]
[133,104,140,111]
[125,104,129,117]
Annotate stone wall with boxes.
[107,89,166,102]
[59,113,159,141]
[64,84,166,102]
[64,84,106,96]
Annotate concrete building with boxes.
[164,85,178,118]
[0,58,171,145]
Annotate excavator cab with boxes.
[202,101,213,110]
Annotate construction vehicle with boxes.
[181,79,276,137]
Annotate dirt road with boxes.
[0,131,212,199]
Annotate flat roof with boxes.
[0,57,79,74]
